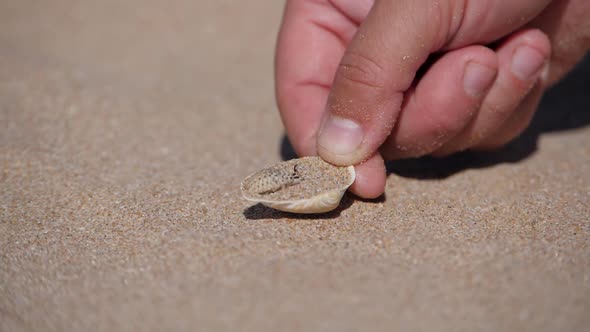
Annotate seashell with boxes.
[241,156,355,214]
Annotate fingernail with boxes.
[318,116,363,156]
[511,46,545,81]
[463,62,496,97]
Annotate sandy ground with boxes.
[1,1,589,331]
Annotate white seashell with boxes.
[241,157,355,214]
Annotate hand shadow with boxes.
[280,54,590,180]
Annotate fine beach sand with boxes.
[1,1,589,331]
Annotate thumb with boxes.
[316,0,445,166]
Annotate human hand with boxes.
[275,0,590,198]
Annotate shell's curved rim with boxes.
[241,164,355,205]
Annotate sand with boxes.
[1,1,589,331]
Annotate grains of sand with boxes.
[241,157,354,202]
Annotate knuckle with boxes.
[337,52,387,91]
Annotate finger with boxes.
[316,0,447,166]
[526,0,590,86]
[433,29,551,155]
[275,0,370,157]
[380,45,498,159]
[348,153,387,199]
[475,82,544,149]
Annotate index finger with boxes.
[275,0,369,156]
